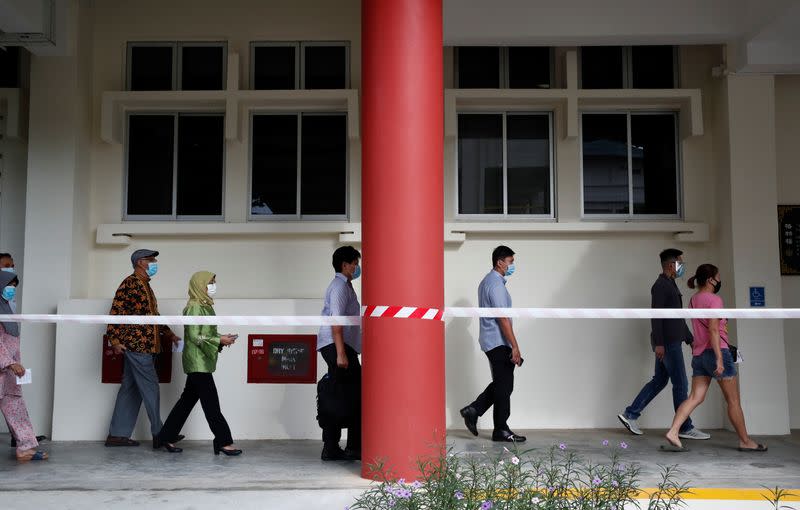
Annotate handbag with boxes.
[316,370,360,429]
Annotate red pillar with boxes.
[361,0,445,480]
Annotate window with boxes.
[250,42,349,90]
[581,112,679,217]
[125,113,224,219]
[457,113,553,216]
[0,46,21,88]
[250,113,347,218]
[580,46,677,89]
[455,47,552,89]
[127,42,227,91]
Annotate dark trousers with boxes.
[320,343,361,451]
[470,345,515,433]
[109,352,162,437]
[624,341,693,433]
[159,372,233,448]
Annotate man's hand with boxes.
[336,349,349,369]
[9,363,25,377]
[655,345,665,361]
[511,346,522,366]
[112,343,127,355]
[220,335,236,346]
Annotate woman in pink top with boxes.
[664,264,766,452]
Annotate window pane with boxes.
[582,114,629,214]
[253,45,296,90]
[129,46,173,91]
[458,114,503,214]
[127,115,174,216]
[457,47,501,88]
[507,115,551,215]
[0,46,21,88]
[631,46,676,88]
[631,114,678,215]
[251,115,298,215]
[300,114,347,215]
[508,47,551,89]
[581,46,623,89]
[181,45,225,90]
[304,45,347,89]
[176,115,224,216]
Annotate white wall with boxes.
[776,75,800,429]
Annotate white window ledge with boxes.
[96,221,708,246]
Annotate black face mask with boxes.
[712,280,722,294]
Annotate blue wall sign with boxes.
[749,287,765,307]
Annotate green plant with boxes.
[349,440,689,510]
[762,486,796,510]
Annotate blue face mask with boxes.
[2,286,16,302]
[1,267,15,274]
[675,262,685,278]
[505,263,516,277]
[146,262,159,278]
[352,265,361,280]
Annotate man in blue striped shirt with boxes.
[460,246,526,443]
[317,246,362,461]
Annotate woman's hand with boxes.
[714,357,724,377]
[9,363,25,377]
[220,335,236,346]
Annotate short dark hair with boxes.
[659,248,683,266]
[332,246,361,272]
[492,245,515,267]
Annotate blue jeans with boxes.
[624,342,693,433]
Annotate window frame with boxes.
[579,110,682,220]
[123,111,226,221]
[454,47,555,89]
[300,41,351,90]
[248,111,349,221]
[126,41,228,91]
[578,46,679,89]
[454,110,556,220]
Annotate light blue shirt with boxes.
[478,270,512,352]
[317,273,362,353]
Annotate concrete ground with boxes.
[1,429,798,509]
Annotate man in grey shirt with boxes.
[460,246,526,443]
[317,246,362,461]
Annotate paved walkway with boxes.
[1,429,798,509]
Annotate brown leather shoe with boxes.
[104,436,140,447]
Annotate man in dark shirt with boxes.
[617,249,710,440]
[105,249,180,448]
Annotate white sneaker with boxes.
[617,414,643,435]
[679,428,711,440]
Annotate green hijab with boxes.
[186,271,215,309]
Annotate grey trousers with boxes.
[108,352,162,437]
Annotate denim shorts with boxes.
[691,348,737,379]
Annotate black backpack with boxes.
[316,371,360,429]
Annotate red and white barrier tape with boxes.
[2,307,800,327]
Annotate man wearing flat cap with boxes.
[105,249,181,448]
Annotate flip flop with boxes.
[660,444,689,452]
[17,450,48,462]
[738,444,768,452]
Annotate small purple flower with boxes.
[602,439,609,447]
[548,486,555,492]
[558,443,567,450]
[480,501,493,510]
[620,442,628,449]
[454,491,465,500]
[592,477,602,486]
[498,460,504,466]
[611,480,620,487]
[398,478,406,485]
[411,481,423,490]
[511,456,520,465]
[397,489,412,499]
[617,464,626,472]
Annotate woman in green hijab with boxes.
[157,271,242,456]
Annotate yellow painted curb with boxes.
[636,488,800,501]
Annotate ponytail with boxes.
[687,276,698,289]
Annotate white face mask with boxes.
[207,283,217,296]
